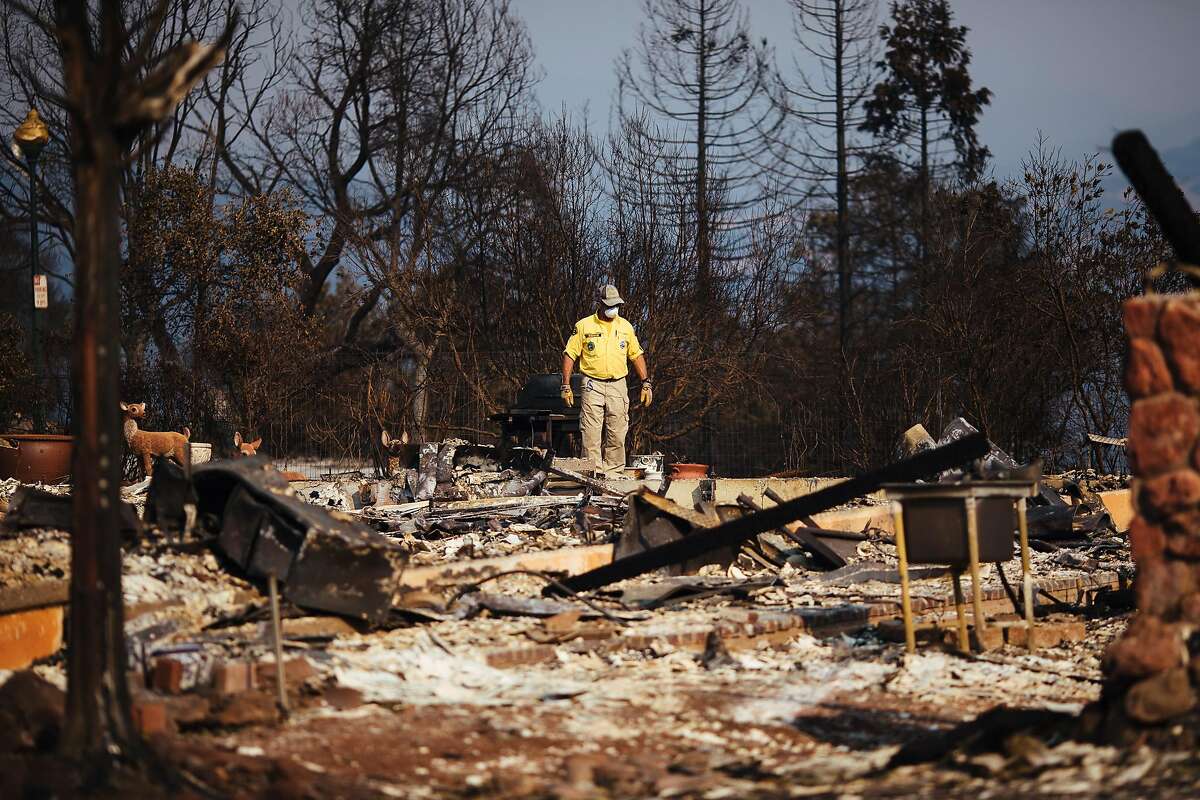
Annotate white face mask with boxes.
[602,306,619,319]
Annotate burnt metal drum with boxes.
[882,481,1037,567]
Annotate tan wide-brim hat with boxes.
[600,284,624,307]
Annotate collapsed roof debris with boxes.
[195,456,407,624]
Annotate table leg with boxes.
[952,570,969,653]
[965,495,987,645]
[892,502,915,654]
[1017,495,1036,644]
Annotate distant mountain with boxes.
[1163,136,1200,206]
[1102,135,1200,208]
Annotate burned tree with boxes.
[0,0,285,443]
[617,0,788,461]
[603,115,798,456]
[616,0,787,306]
[239,0,536,440]
[780,0,878,352]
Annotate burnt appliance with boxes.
[490,373,583,455]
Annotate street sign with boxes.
[33,274,48,309]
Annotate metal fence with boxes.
[18,356,1127,480]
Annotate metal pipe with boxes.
[268,575,289,715]
[28,151,43,432]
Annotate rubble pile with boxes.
[277,440,630,566]
[367,439,552,504]
[0,429,1189,798]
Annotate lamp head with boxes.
[14,108,50,159]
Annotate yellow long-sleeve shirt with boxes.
[564,313,644,379]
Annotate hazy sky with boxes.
[518,0,1200,183]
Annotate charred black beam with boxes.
[555,433,991,594]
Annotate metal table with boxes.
[882,481,1038,653]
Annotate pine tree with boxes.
[861,0,992,194]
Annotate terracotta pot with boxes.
[669,462,708,480]
[0,434,74,484]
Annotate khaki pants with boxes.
[580,376,628,472]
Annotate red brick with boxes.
[163,693,210,725]
[1166,531,1200,559]
[320,686,363,711]
[1160,298,1200,393]
[1164,506,1200,537]
[1056,620,1087,643]
[151,657,184,695]
[214,692,277,727]
[1127,338,1174,398]
[1005,624,1063,650]
[212,661,256,696]
[1129,517,1166,565]
[1181,592,1200,625]
[1007,619,1086,647]
[1135,558,1197,617]
[882,619,944,644]
[255,656,316,685]
[1139,469,1200,519]
[1124,667,1196,724]
[1129,393,1200,476]
[485,646,557,668]
[1124,296,1167,339]
[968,626,1004,652]
[1138,572,1170,617]
[132,700,169,735]
[1104,615,1186,679]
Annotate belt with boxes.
[582,374,626,382]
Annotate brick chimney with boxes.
[1102,294,1200,727]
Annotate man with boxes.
[561,284,652,471]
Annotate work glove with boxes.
[561,384,575,407]
[639,381,653,408]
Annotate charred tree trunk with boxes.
[696,4,714,466]
[834,4,850,355]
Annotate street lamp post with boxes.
[13,108,51,431]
